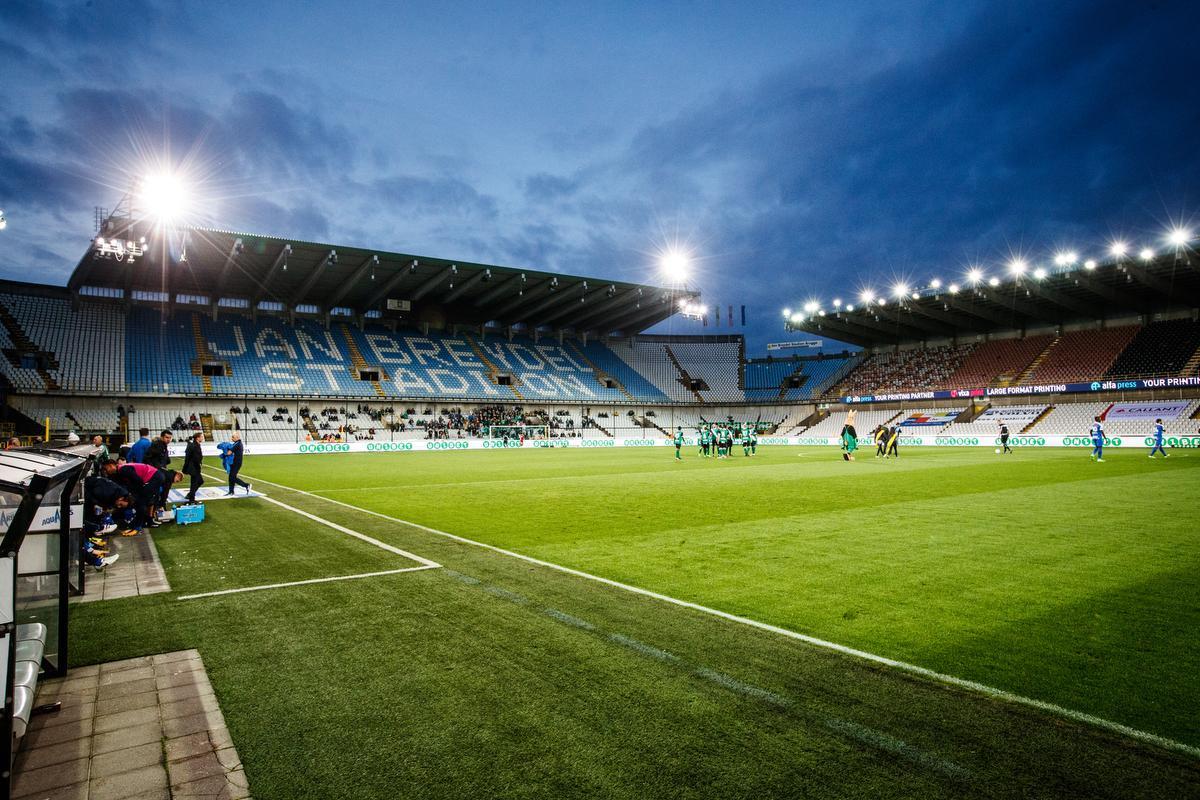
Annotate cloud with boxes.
[369,175,499,220]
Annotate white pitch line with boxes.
[177,565,439,601]
[224,468,1200,760]
[199,468,439,569]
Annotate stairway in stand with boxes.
[338,324,387,397]
[1179,342,1200,378]
[0,301,60,390]
[1022,406,1054,433]
[663,345,704,403]
[199,413,215,440]
[566,341,634,400]
[465,335,524,400]
[189,313,227,393]
[1012,337,1059,386]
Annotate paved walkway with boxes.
[12,650,250,799]
[74,532,170,603]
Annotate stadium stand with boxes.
[744,355,859,401]
[667,340,744,402]
[946,335,1054,388]
[1104,319,1200,379]
[798,409,903,438]
[606,339,704,402]
[1024,326,1140,385]
[831,344,972,396]
[894,408,963,434]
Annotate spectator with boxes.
[5,437,19,449]
[183,432,205,502]
[67,431,80,445]
[92,435,109,462]
[128,428,152,463]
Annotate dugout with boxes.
[0,445,92,795]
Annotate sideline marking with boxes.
[224,468,1200,759]
[178,566,438,601]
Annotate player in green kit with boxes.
[672,426,684,461]
[749,425,758,456]
[742,423,752,457]
[700,425,712,458]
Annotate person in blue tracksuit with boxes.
[220,432,252,495]
[1090,416,1107,462]
[1149,418,1168,458]
[127,428,152,463]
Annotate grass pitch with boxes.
[69,446,1200,798]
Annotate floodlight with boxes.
[698,305,707,315]
[832,298,842,308]
[876,297,887,306]
[782,308,791,318]
[1053,253,1067,266]
[1065,251,1078,264]
[892,283,909,298]
[988,277,1000,287]
[1167,228,1192,247]
[1083,259,1096,270]
[929,279,942,289]
[910,292,919,300]
[859,290,875,304]
[804,300,819,313]
[948,283,960,294]
[139,172,191,223]
[966,268,983,285]
[1008,258,1027,275]
[1033,268,1047,279]
[0,210,6,231]
[659,249,689,281]
[845,304,855,311]
[1109,241,1128,257]
[1140,247,1154,261]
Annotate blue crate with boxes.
[175,503,206,526]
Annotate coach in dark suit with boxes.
[183,432,205,502]
[226,432,251,495]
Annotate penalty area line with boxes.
[226,468,1200,760]
[199,468,440,569]
[177,565,438,601]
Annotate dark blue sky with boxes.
[1,0,1196,353]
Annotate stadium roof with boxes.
[787,250,1200,347]
[68,223,700,337]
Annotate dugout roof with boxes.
[67,224,700,336]
[788,250,1200,347]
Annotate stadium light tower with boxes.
[1167,227,1192,247]
[138,172,191,224]
[659,249,690,283]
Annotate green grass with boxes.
[67,446,1200,798]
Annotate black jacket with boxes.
[84,476,130,509]
[145,438,171,469]
[182,440,203,474]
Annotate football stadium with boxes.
[0,195,1196,799]
[2,5,1200,799]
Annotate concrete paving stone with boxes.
[28,781,88,800]
[168,751,226,785]
[208,725,234,750]
[22,716,93,749]
[94,705,161,734]
[92,721,162,755]
[162,711,216,740]
[160,693,221,721]
[154,660,205,679]
[68,664,100,678]
[215,746,242,771]
[35,700,95,729]
[172,772,250,800]
[157,682,215,704]
[101,656,154,673]
[156,670,206,690]
[9,756,89,798]
[88,764,169,800]
[13,735,90,771]
[151,650,200,666]
[96,676,158,700]
[51,674,100,693]
[99,665,157,686]
[89,740,164,779]
[165,731,216,763]
[95,689,160,717]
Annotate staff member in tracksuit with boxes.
[225,432,252,496]
[183,432,205,502]
[999,422,1013,454]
